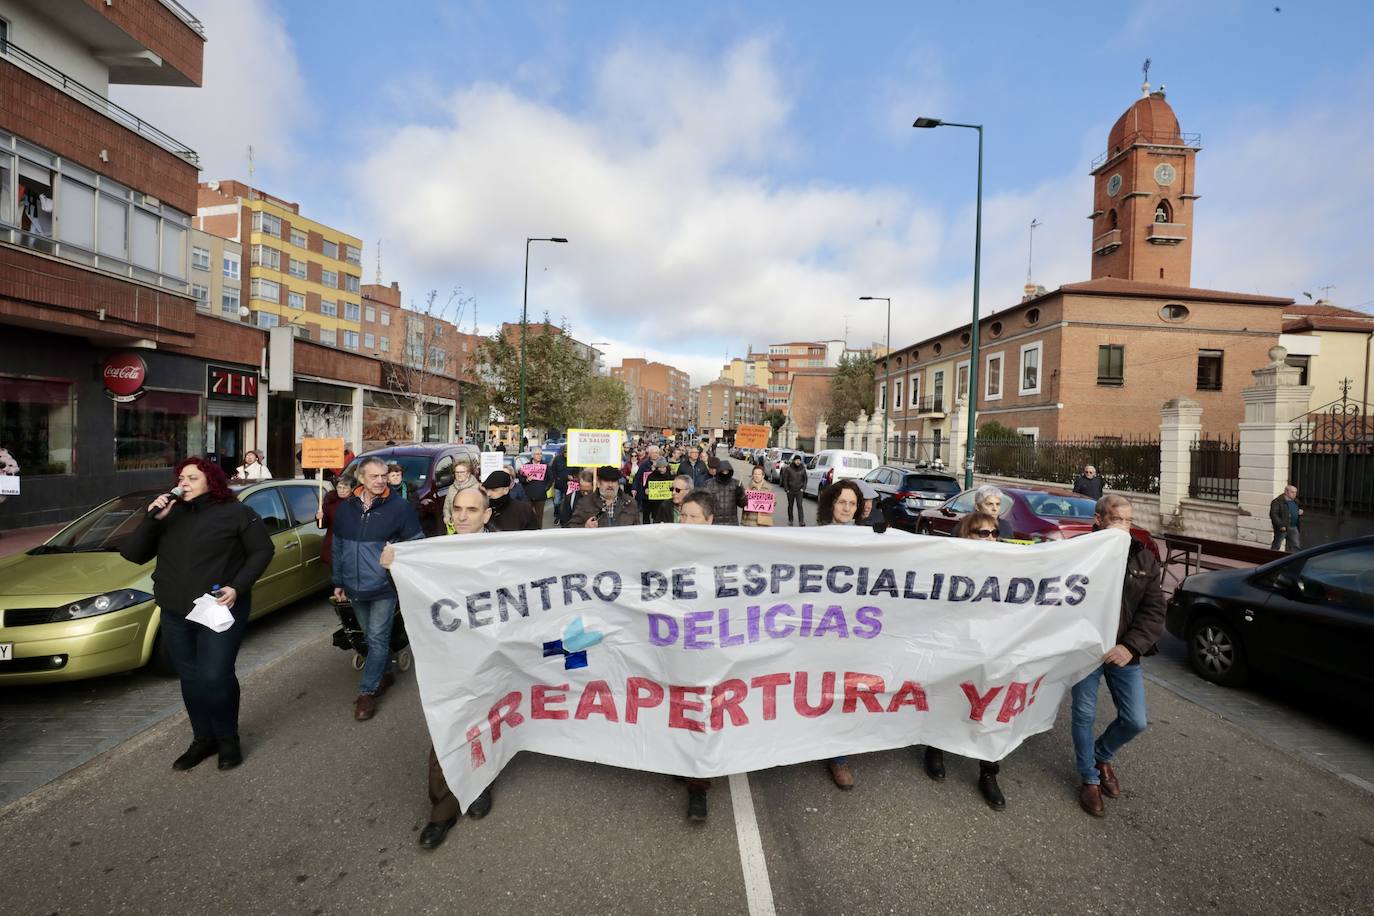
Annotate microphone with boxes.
[149,486,185,514]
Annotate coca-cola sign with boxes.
[102,352,148,401]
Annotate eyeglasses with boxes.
[971,528,998,538]
[671,486,688,492]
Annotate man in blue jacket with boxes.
[332,455,423,721]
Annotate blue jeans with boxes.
[352,596,397,695]
[160,603,251,740]
[1071,662,1147,785]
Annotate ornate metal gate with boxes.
[1289,380,1374,543]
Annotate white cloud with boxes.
[110,0,311,187]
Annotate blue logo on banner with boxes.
[543,616,604,670]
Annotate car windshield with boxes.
[33,495,153,553]
[1023,492,1098,519]
[841,456,874,469]
[904,475,960,497]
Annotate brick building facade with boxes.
[612,358,692,433]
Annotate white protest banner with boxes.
[391,526,1128,808]
[567,428,623,467]
[479,452,505,479]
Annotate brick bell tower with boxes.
[1088,76,1201,285]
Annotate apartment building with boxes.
[611,358,692,433]
[693,377,766,433]
[722,352,771,388]
[875,86,1288,458]
[768,341,833,415]
[189,226,242,321]
[196,179,364,349]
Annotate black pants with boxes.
[786,491,804,525]
[160,604,250,740]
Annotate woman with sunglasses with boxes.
[654,475,696,523]
[920,509,1007,809]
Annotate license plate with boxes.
[0,643,11,661]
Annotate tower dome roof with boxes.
[1107,91,1181,156]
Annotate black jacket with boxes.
[1269,495,1299,531]
[1072,475,1105,500]
[120,495,275,617]
[521,460,552,500]
[1117,536,1167,660]
[780,462,807,493]
[490,497,539,531]
[678,457,710,488]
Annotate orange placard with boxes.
[301,437,346,469]
[734,424,770,449]
[661,428,674,437]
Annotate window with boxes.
[931,370,945,410]
[432,322,442,337]
[192,283,210,308]
[879,383,887,411]
[1293,545,1374,611]
[256,311,279,328]
[365,305,376,322]
[250,278,281,302]
[115,391,203,471]
[344,274,360,293]
[1197,350,1224,391]
[956,362,970,401]
[221,287,240,317]
[1,375,76,475]
[1098,345,1125,386]
[909,375,920,409]
[985,353,1003,400]
[380,336,390,352]
[250,245,277,270]
[989,321,1003,338]
[320,299,338,317]
[322,240,338,260]
[381,311,391,327]
[344,330,360,349]
[893,379,903,410]
[280,485,323,528]
[428,345,446,371]
[130,207,159,269]
[242,489,289,534]
[97,192,127,260]
[364,332,375,349]
[1154,199,1172,223]
[252,210,282,238]
[319,327,337,346]
[1285,354,1310,386]
[221,251,241,279]
[191,246,210,270]
[345,244,362,265]
[290,228,307,248]
[1025,307,1041,325]
[321,269,338,288]
[288,291,305,310]
[1020,342,1042,395]
[1160,303,1190,322]
[344,302,361,321]
[288,257,306,278]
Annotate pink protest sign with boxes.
[522,463,547,481]
[745,490,775,514]
[566,480,581,493]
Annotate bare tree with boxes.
[379,288,473,444]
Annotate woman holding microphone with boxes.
[120,457,274,771]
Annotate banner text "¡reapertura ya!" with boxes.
[429,564,1093,633]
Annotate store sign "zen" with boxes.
[208,365,259,399]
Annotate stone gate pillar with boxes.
[945,397,965,476]
[1159,397,1203,530]
[1236,347,1312,546]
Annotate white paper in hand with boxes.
[186,593,235,632]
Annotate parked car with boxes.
[915,486,1159,556]
[804,450,881,497]
[0,479,332,685]
[343,443,479,536]
[1165,536,1374,691]
[862,466,962,532]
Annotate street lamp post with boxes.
[859,296,892,463]
[913,117,982,489]
[520,236,568,448]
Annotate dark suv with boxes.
[862,466,962,532]
[344,443,479,536]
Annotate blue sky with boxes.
[117,0,1374,382]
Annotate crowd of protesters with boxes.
[128,436,1165,848]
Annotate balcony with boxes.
[1146,222,1188,245]
[1,42,199,166]
[915,396,945,417]
[1093,229,1122,255]
[1091,131,1201,170]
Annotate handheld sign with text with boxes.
[745,490,775,514]
[567,428,625,467]
[734,424,770,449]
[0,476,19,496]
[646,479,673,501]
[480,452,505,480]
[566,479,581,494]
[522,463,547,482]
[300,438,346,469]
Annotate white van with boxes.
[804,449,881,497]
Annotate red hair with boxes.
[174,456,234,502]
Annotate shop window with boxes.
[1197,350,1224,391]
[1097,345,1125,386]
[115,391,203,471]
[0,376,75,475]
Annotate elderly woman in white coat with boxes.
[234,450,271,481]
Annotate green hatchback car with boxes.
[0,479,333,685]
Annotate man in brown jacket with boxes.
[569,465,641,528]
[1070,494,1166,817]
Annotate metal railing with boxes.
[0,42,200,166]
[157,0,207,36]
[974,435,1161,494]
[913,396,945,414]
[1188,435,1240,502]
[1091,131,1201,169]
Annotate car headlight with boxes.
[47,589,154,623]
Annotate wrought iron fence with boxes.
[1188,435,1240,502]
[973,435,1161,493]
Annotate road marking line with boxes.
[728,772,777,916]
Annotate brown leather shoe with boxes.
[1079,783,1105,817]
[376,672,396,697]
[828,760,855,790]
[1095,762,1121,798]
[354,694,377,721]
